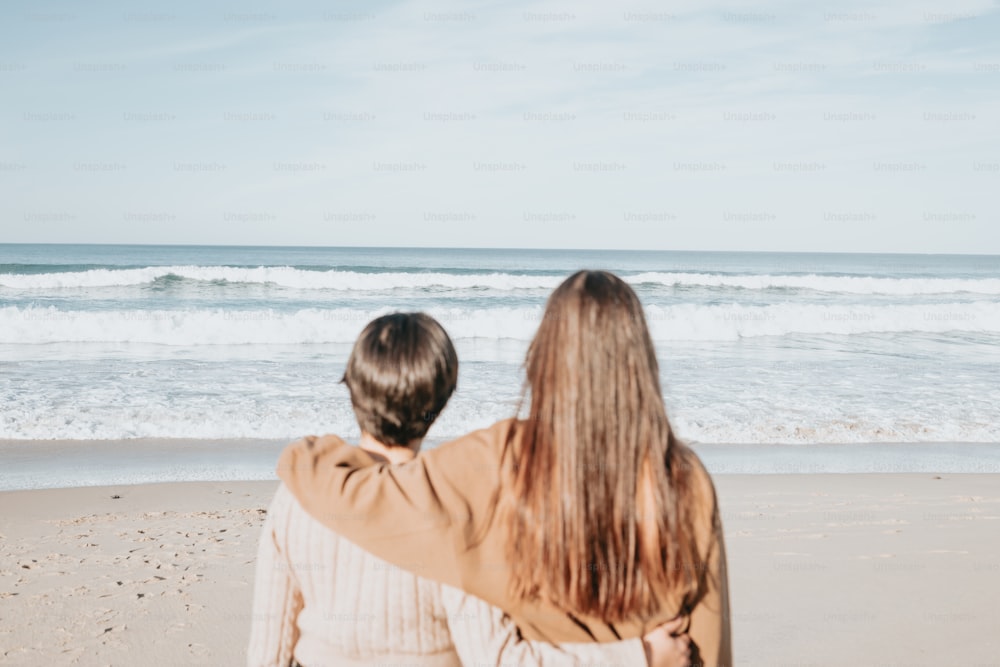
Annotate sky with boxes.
[1,0,999,253]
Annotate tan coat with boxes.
[278,419,732,667]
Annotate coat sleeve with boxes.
[276,421,512,590]
[246,485,304,667]
[440,586,648,667]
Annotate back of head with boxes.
[503,270,705,622]
[342,312,458,447]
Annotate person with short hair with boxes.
[248,312,691,667]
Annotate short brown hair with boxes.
[341,313,458,447]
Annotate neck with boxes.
[358,432,419,465]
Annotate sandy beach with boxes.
[2,474,999,666]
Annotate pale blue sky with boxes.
[2,0,999,252]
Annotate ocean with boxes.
[2,244,999,487]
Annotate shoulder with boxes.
[268,481,343,529]
[268,482,295,516]
[279,433,350,462]
[424,418,521,469]
[674,441,715,493]
[276,434,370,489]
[444,418,520,449]
[269,482,348,550]
[266,482,308,530]
[672,442,722,531]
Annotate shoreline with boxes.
[2,475,998,665]
[3,438,1000,491]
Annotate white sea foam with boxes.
[671,415,1000,445]
[2,400,997,443]
[2,302,998,346]
[0,393,505,441]
[632,271,1000,294]
[0,266,563,291]
[3,266,1000,294]
[643,302,1000,340]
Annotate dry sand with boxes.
[1,475,998,666]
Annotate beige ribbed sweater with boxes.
[247,484,646,667]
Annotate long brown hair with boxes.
[501,270,705,623]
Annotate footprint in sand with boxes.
[97,624,128,651]
[57,646,84,661]
[166,620,187,635]
[188,642,210,657]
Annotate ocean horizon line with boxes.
[1,242,998,259]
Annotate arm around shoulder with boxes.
[276,421,513,588]
[440,586,647,667]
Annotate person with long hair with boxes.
[277,272,732,666]
[248,311,692,666]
